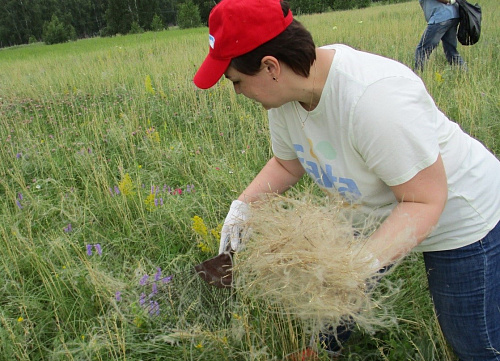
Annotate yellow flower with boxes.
[435,72,444,83]
[144,193,156,212]
[232,313,241,320]
[192,216,208,238]
[145,75,155,95]
[211,224,222,240]
[17,317,24,322]
[197,242,210,253]
[118,173,135,196]
[146,127,160,143]
[195,342,203,349]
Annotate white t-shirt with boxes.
[269,44,500,252]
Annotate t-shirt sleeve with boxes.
[351,76,440,186]
[268,107,298,160]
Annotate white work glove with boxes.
[219,200,249,254]
[449,0,456,4]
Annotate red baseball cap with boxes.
[193,0,293,89]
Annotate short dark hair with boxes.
[230,1,316,78]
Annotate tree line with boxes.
[0,0,409,48]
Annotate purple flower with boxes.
[16,152,22,159]
[115,291,121,302]
[63,223,72,233]
[154,267,162,281]
[86,244,93,256]
[139,274,149,286]
[94,244,102,255]
[149,300,160,316]
[18,193,23,201]
[114,186,120,194]
[152,282,158,295]
[162,275,173,284]
[139,293,146,306]
[16,200,23,210]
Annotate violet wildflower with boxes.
[16,152,22,159]
[160,198,163,206]
[114,186,120,195]
[162,275,173,284]
[149,300,160,316]
[154,198,158,207]
[16,200,23,210]
[63,223,72,233]
[152,282,158,295]
[115,291,121,302]
[18,193,23,201]
[139,293,146,306]
[95,244,102,255]
[154,267,162,281]
[86,244,93,256]
[139,274,149,286]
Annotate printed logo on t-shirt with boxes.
[294,143,361,202]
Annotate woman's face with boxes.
[224,66,282,110]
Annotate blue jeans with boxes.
[414,18,465,71]
[423,221,500,361]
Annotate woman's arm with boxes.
[237,156,305,203]
[368,154,448,264]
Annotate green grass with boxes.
[0,1,498,360]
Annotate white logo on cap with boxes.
[209,34,215,49]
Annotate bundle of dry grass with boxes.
[233,191,415,337]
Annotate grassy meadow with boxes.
[0,1,499,360]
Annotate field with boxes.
[0,1,499,360]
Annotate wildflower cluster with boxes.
[138,267,173,317]
[143,184,195,211]
[108,174,195,212]
[191,215,221,254]
[118,173,135,196]
[145,75,155,95]
[145,127,160,143]
[86,244,102,256]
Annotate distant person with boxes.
[194,0,500,359]
[415,0,466,71]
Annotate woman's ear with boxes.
[261,56,280,80]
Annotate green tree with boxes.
[151,13,165,31]
[105,0,133,35]
[135,0,160,30]
[177,0,202,29]
[42,14,75,45]
[191,0,214,25]
[129,21,144,34]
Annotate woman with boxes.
[193,0,500,359]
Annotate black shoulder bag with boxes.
[455,0,482,46]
